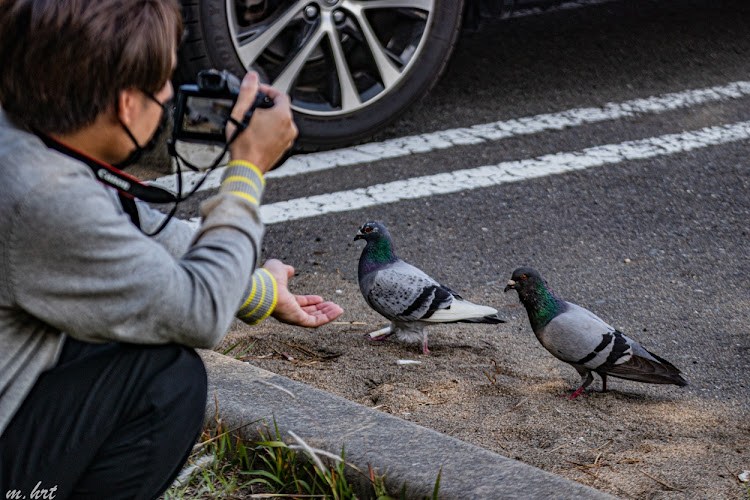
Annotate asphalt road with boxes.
[130,0,750,495]
[156,0,749,403]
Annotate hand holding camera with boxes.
[228,72,297,174]
[173,69,297,174]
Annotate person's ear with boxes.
[116,88,140,127]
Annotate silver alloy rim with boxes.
[226,0,436,116]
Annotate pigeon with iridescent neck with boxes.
[354,221,505,354]
[504,267,687,399]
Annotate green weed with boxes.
[221,340,256,360]
[162,413,442,499]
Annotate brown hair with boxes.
[0,0,183,134]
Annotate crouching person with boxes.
[0,1,343,498]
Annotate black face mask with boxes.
[115,92,169,169]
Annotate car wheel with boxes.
[178,0,465,150]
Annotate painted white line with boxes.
[152,80,750,195]
[180,120,750,229]
[256,120,750,224]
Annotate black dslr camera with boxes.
[172,69,274,145]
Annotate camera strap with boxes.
[34,102,258,235]
[37,133,180,232]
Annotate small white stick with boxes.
[367,326,392,338]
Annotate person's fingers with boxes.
[293,296,343,321]
[258,82,283,100]
[306,308,342,326]
[322,308,344,322]
[325,304,344,318]
[305,302,344,319]
[225,72,259,142]
[294,295,324,307]
[300,301,339,313]
[232,72,259,122]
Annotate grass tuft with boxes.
[162,413,441,499]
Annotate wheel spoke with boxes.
[272,24,327,95]
[346,4,401,87]
[228,0,437,116]
[324,12,361,111]
[234,0,308,67]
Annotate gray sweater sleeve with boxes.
[135,200,196,258]
[8,169,264,349]
[135,190,277,325]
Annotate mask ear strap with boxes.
[119,118,143,149]
[114,90,145,148]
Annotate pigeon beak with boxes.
[503,279,517,293]
[354,230,364,241]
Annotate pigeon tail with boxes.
[605,351,688,387]
[458,314,506,325]
[421,298,501,324]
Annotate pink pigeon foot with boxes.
[367,333,392,342]
[568,386,586,399]
[422,340,430,355]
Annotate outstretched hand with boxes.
[262,259,344,328]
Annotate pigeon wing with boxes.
[544,304,688,386]
[363,260,452,322]
[538,302,629,369]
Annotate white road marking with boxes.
[180,120,750,229]
[152,80,750,194]
[255,120,750,224]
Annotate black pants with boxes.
[0,338,207,499]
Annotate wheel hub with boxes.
[304,0,342,18]
[228,0,437,116]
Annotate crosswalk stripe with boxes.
[248,120,750,225]
[153,80,750,195]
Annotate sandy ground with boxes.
[130,82,750,499]
[216,272,750,500]
[132,141,750,499]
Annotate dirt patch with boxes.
[216,275,749,499]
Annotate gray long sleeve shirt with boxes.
[0,109,269,436]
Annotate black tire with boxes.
[178,0,465,151]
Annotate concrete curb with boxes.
[200,350,616,499]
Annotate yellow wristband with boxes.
[238,269,278,325]
[227,160,266,186]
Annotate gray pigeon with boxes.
[504,267,687,399]
[354,221,505,354]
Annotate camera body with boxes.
[172,69,274,145]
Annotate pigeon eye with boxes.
[364,226,373,233]
[521,274,527,280]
